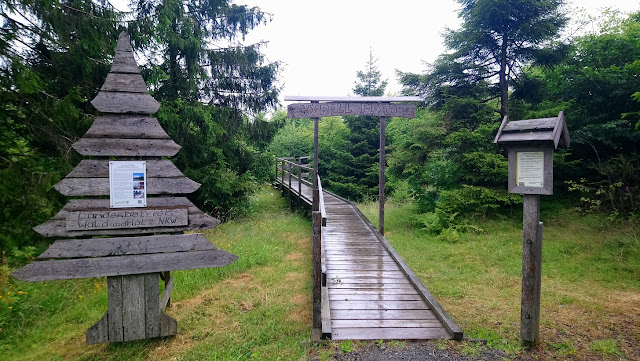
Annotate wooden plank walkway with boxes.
[276,172,462,340]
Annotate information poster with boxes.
[109,161,147,208]
[516,152,544,187]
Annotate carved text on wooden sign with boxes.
[66,208,188,231]
[287,102,416,118]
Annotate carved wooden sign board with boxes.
[288,102,416,118]
[12,32,237,344]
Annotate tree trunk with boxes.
[499,37,509,119]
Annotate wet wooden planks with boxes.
[276,174,455,341]
[322,192,448,340]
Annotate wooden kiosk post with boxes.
[12,33,237,344]
[494,112,570,345]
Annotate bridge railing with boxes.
[276,156,330,338]
[275,156,326,221]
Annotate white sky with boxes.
[110,0,640,107]
[238,0,640,107]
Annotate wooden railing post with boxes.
[298,163,302,196]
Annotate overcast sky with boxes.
[110,0,640,107]
[237,0,640,107]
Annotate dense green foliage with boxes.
[0,0,280,254]
[393,6,640,232]
[399,0,567,119]
[0,0,121,252]
[338,52,388,201]
[512,11,640,216]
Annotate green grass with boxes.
[2,188,638,360]
[0,186,313,360]
[358,199,639,359]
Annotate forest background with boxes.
[0,0,639,259]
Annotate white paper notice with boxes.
[109,161,147,208]
[516,152,544,187]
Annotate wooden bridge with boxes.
[275,157,463,341]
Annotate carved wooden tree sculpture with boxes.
[12,32,237,344]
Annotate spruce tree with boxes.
[332,50,387,201]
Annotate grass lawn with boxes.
[1,186,638,360]
[0,186,314,361]
[359,200,639,360]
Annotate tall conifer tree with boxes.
[332,50,387,201]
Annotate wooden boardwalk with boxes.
[276,171,462,340]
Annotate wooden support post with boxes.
[281,160,285,188]
[288,161,292,206]
[275,158,278,185]
[312,211,322,339]
[521,194,543,345]
[86,273,177,344]
[379,116,387,235]
[298,164,302,197]
[312,114,319,212]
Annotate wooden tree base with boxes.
[86,273,177,344]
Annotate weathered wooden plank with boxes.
[67,159,183,178]
[110,50,139,73]
[325,264,402,271]
[331,327,450,340]
[101,73,148,93]
[325,271,407,278]
[288,102,417,119]
[144,273,160,338]
[116,31,134,53]
[159,312,178,337]
[329,288,419,295]
[39,234,214,259]
[159,276,174,311]
[328,278,411,286]
[284,96,422,103]
[312,211,322,331]
[324,255,395,261]
[85,313,109,345]
[12,249,238,281]
[502,118,556,132]
[329,294,424,302]
[83,116,170,139]
[122,274,146,341]
[72,138,180,156]
[107,276,124,342]
[48,197,201,215]
[330,300,428,310]
[331,319,443,328]
[65,207,189,231]
[91,92,160,114]
[495,131,554,143]
[329,283,416,289]
[326,261,398,267]
[321,286,332,339]
[330,309,437,320]
[54,176,200,196]
[34,212,220,238]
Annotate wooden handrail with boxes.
[317,175,327,226]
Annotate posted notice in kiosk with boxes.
[516,152,544,187]
[109,161,147,208]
